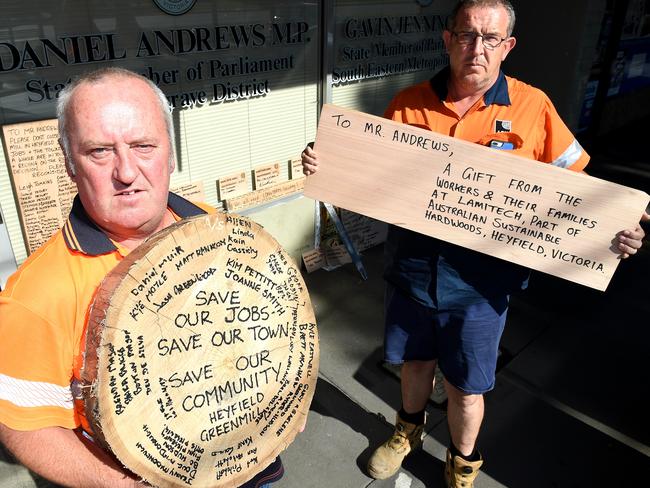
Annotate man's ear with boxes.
[59,139,76,179]
[65,161,75,179]
[501,36,516,61]
[442,30,452,52]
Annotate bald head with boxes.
[448,0,516,36]
[57,67,174,174]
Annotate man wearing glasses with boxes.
[302,1,648,486]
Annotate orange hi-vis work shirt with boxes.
[0,192,211,433]
[382,68,590,306]
[384,67,590,172]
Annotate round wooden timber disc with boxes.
[81,212,319,487]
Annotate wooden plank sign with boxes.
[253,162,282,190]
[82,213,318,487]
[290,158,305,179]
[217,171,249,200]
[2,119,77,254]
[305,104,650,291]
[224,179,305,212]
[301,248,326,273]
[171,181,205,201]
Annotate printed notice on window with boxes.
[304,104,649,291]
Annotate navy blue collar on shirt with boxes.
[62,192,207,255]
[430,66,511,106]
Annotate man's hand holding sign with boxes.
[304,104,648,291]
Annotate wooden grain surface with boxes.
[82,212,318,487]
[305,104,649,291]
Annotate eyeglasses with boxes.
[452,31,508,50]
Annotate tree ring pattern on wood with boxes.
[81,212,319,487]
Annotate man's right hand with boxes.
[301,144,319,176]
[0,423,146,487]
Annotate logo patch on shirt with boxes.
[495,119,512,132]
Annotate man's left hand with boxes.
[617,212,649,258]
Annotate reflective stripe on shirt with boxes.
[552,139,583,169]
[0,373,73,409]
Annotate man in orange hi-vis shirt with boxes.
[0,68,283,488]
[302,1,649,487]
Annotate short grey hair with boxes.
[57,67,175,175]
[446,0,516,37]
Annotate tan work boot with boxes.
[367,413,424,479]
[444,448,483,487]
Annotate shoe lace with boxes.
[449,462,479,487]
[388,422,421,450]
[388,424,409,448]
